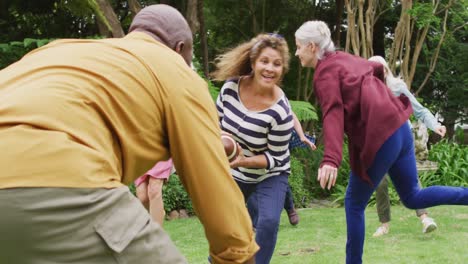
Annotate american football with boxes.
[221,134,240,162]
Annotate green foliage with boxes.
[1,0,465,130]
[129,173,194,214]
[454,126,465,144]
[162,174,194,214]
[192,57,221,101]
[0,38,54,69]
[407,3,440,29]
[289,156,312,207]
[290,141,350,204]
[207,80,220,102]
[421,140,468,187]
[0,0,99,42]
[413,2,467,133]
[128,182,136,196]
[289,100,318,122]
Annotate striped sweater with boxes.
[216,78,293,183]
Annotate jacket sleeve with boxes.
[164,75,259,263]
[398,82,439,131]
[314,67,345,169]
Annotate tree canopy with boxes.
[0,0,466,137]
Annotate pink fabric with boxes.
[134,158,173,187]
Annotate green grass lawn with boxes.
[163,205,468,264]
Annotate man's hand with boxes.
[317,164,338,190]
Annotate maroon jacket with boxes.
[314,51,412,183]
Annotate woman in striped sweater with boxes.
[211,33,293,264]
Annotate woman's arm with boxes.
[314,67,345,190]
[397,82,445,136]
[292,111,316,150]
[230,150,268,169]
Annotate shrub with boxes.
[420,140,468,186]
[290,141,351,206]
[162,174,194,214]
[128,174,194,214]
[0,38,53,69]
[289,156,312,207]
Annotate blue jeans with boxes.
[237,174,288,264]
[251,184,294,212]
[283,184,295,212]
[345,123,468,264]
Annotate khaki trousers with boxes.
[0,186,187,264]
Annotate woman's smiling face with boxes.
[251,47,284,88]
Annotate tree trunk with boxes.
[247,0,258,34]
[364,0,375,58]
[95,0,124,38]
[96,17,112,37]
[345,0,378,57]
[357,0,367,57]
[296,63,302,100]
[372,6,385,57]
[389,0,412,74]
[261,0,266,32]
[186,0,199,33]
[344,0,359,55]
[127,0,141,18]
[334,0,344,46]
[197,0,209,78]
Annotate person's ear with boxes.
[175,41,185,54]
[175,41,193,66]
[308,42,316,53]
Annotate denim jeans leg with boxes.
[283,184,295,212]
[252,175,288,264]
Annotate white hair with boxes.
[368,55,404,93]
[295,20,335,60]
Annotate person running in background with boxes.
[135,159,174,226]
[284,115,316,226]
[294,20,468,264]
[368,55,446,237]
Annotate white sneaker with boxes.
[372,225,389,237]
[422,217,438,233]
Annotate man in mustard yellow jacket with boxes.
[0,4,257,264]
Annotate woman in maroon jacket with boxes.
[294,20,468,264]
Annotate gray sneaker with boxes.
[422,217,438,233]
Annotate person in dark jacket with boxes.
[294,20,468,264]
